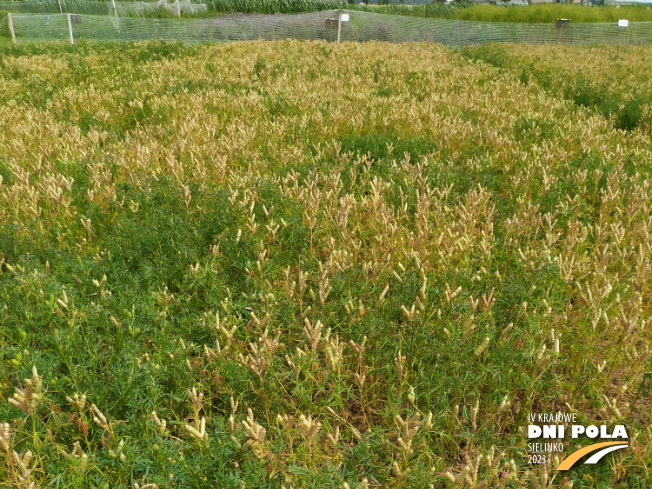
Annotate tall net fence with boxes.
[0,0,206,15]
[7,10,652,45]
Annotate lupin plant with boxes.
[0,40,651,488]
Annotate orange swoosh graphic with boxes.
[556,442,628,470]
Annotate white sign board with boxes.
[618,19,629,27]
[341,13,349,22]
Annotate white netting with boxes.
[0,0,206,15]
[7,10,652,45]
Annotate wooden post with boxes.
[337,9,342,43]
[7,13,16,44]
[67,13,74,44]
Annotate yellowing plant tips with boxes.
[0,39,651,489]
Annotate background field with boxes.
[3,2,652,21]
[0,41,651,488]
[454,4,652,23]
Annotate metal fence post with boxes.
[7,13,16,44]
[337,9,342,43]
[67,13,74,44]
